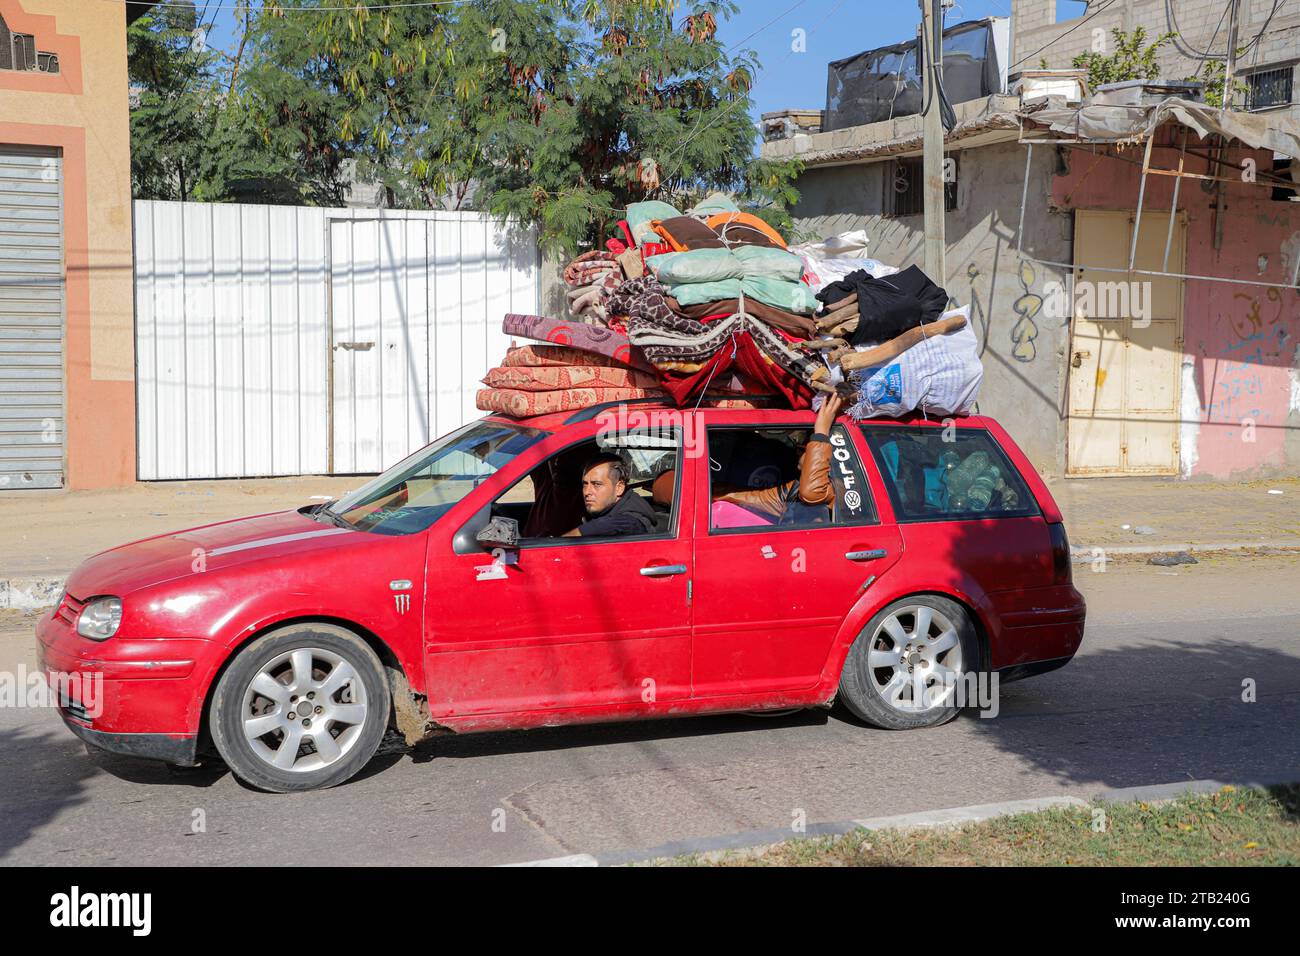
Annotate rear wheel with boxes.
[838,596,979,730]
[209,623,390,793]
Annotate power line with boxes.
[657,0,844,175]
[1008,0,1119,71]
[121,0,478,13]
[1166,0,1234,61]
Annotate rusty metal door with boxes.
[1066,209,1185,476]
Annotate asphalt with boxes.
[1,550,1297,866]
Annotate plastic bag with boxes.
[846,306,982,419]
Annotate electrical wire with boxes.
[121,0,478,13]
[1008,0,1120,71]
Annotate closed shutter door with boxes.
[0,146,63,489]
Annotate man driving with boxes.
[562,453,658,538]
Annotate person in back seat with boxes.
[562,453,658,538]
[654,393,844,525]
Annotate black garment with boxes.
[579,490,658,538]
[816,265,949,347]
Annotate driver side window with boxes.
[490,429,681,543]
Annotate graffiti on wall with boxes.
[1204,287,1294,434]
[963,262,992,357]
[1010,259,1042,362]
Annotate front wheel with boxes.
[209,623,391,793]
[838,596,979,730]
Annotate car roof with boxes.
[481,398,1000,433]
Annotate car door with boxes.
[690,415,903,697]
[421,422,695,717]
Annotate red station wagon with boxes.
[37,402,1085,792]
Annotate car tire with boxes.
[838,595,980,731]
[209,623,391,793]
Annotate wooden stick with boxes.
[803,336,849,352]
[839,314,968,372]
[816,301,858,330]
[817,291,856,314]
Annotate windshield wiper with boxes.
[316,504,354,530]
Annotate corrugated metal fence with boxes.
[134,201,539,480]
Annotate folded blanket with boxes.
[665,276,818,314]
[501,343,621,369]
[502,313,653,370]
[563,250,619,286]
[483,364,659,391]
[477,385,664,418]
[667,296,816,339]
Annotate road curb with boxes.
[500,778,1299,867]
[1071,539,1300,560]
[0,575,63,611]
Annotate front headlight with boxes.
[77,597,122,641]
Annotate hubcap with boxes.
[866,606,962,713]
[240,647,369,773]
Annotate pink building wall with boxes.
[1051,138,1300,478]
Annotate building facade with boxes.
[0,0,138,490]
[1014,0,1300,116]
[763,7,1300,481]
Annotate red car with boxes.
[37,402,1085,792]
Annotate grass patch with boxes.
[661,786,1300,866]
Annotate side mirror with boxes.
[475,515,520,551]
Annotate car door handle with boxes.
[640,564,687,577]
[845,549,888,561]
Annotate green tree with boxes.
[132,0,798,241]
[246,0,468,207]
[1071,26,1174,89]
[1187,58,1248,109]
[127,1,216,199]
[128,1,298,202]
[477,0,787,252]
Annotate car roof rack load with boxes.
[562,393,783,425]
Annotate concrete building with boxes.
[0,0,142,490]
[1015,0,1300,117]
[761,8,1300,481]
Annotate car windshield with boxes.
[325,421,549,535]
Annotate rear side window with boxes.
[860,426,1039,522]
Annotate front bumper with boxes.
[36,608,213,765]
[60,714,200,766]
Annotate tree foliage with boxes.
[1070,27,1174,90]
[127,0,797,252]
[128,2,301,202]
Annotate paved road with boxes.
[2,552,1298,866]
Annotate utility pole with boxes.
[1215,0,1241,249]
[1223,0,1241,109]
[920,0,945,282]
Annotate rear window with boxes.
[860,426,1039,522]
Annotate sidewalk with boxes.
[0,476,358,608]
[1045,474,1300,555]
[1,473,1297,608]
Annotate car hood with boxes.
[64,509,361,598]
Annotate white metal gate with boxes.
[134,202,539,480]
[327,216,535,473]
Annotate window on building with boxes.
[885,155,958,218]
[11,32,36,71]
[1245,66,1293,111]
